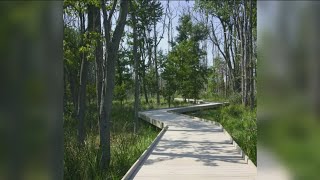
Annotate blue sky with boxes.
[156,1,221,67]
[64,1,223,67]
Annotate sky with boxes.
[157,1,194,53]
[64,0,224,67]
[156,0,221,67]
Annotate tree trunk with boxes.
[63,66,68,113]
[225,67,228,97]
[142,63,148,103]
[138,39,147,103]
[143,31,150,104]
[233,17,241,93]
[167,0,170,53]
[131,0,139,134]
[245,0,250,107]
[241,1,247,106]
[100,0,129,170]
[69,72,78,116]
[210,19,235,92]
[93,5,104,115]
[154,18,160,105]
[77,11,88,145]
[249,0,255,109]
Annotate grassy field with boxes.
[186,104,257,165]
[64,98,191,179]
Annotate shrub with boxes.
[64,102,160,179]
[228,92,242,104]
[222,104,246,118]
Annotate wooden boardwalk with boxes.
[123,103,257,180]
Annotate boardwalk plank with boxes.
[124,103,256,180]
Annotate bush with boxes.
[228,92,242,104]
[222,104,246,118]
[64,102,160,179]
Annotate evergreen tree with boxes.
[163,14,208,104]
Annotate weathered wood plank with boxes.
[123,102,256,180]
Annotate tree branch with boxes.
[108,0,118,23]
[111,0,129,51]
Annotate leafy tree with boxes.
[162,55,178,107]
[63,27,81,115]
[168,40,207,101]
[127,0,163,104]
[99,0,129,169]
[163,14,208,104]
[114,48,133,106]
[195,0,257,108]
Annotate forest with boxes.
[63,0,257,179]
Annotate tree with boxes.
[91,2,104,119]
[129,0,140,133]
[195,0,257,107]
[99,0,129,170]
[63,26,81,117]
[77,2,89,145]
[162,54,177,107]
[163,14,208,104]
[114,48,133,106]
[152,0,164,105]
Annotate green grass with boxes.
[186,104,257,165]
[259,109,320,179]
[64,98,192,179]
[201,92,242,104]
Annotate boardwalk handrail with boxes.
[122,125,168,180]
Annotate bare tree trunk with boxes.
[77,11,88,145]
[225,67,228,97]
[241,1,247,106]
[63,66,68,112]
[233,19,241,93]
[141,60,148,103]
[138,36,148,104]
[234,3,243,103]
[100,0,128,170]
[131,0,139,134]
[68,72,78,116]
[249,0,255,109]
[93,5,104,116]
[244,0,250,107]
[145,31,151,104]
[210,19,235,92]
[154,17,160,105]
[166,0,170,53]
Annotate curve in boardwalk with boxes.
[122,102,257,180]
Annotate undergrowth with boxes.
[64,102,160,179]
[64,98,192,179]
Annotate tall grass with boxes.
[64,102,160,179]
[64,98,192,179]
[187,104,257,165]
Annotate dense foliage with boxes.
[63,0,257,178]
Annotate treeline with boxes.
[63,0,256,171]
[195,0,257,108]
[63,0,165,171]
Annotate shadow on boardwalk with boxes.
[126,103,256,179]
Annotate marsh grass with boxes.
[187,104,257,165]
[64,98,192,179]
[64,102,160,179]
